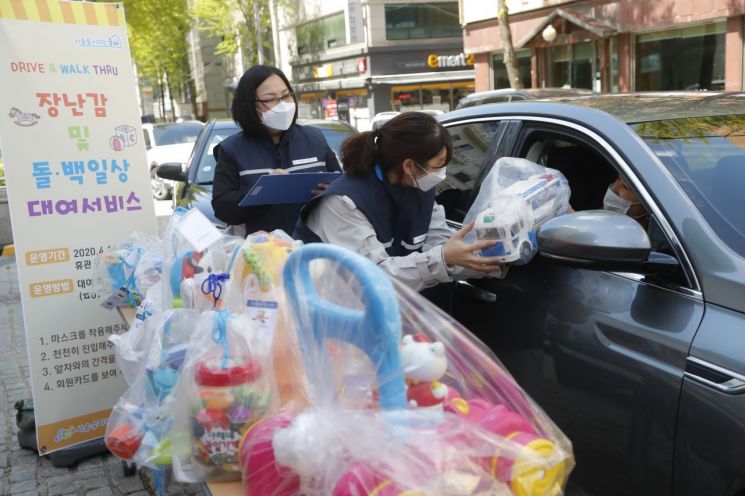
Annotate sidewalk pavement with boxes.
[0,256,200,496]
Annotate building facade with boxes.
[279,0,477,131]
[462,0,745,93]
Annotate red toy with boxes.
[105,423,144,460]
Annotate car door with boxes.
[440,116,705,496]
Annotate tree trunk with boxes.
[254,0,264,65]
[166,72,177,121]
[497,0,523,89]
[158,74,166,121]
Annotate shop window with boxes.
[635,22,725,91]
[549,42,594,90]
[385,2,460,40]
[610,36,619,93]
[493,49,532,89]
[392,83,475,112]
[296,13,346,55]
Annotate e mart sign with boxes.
[427,53,475,69]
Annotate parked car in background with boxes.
[157,118,358,227]
[142,121,204,200]
[454,87,595,109]
[371,109,445,130]
[371,111,400,130]
[435,92,745,495]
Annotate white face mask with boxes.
[260,101,296,131]
[411,161,447,192]
[603,186,638,214]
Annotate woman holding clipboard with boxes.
[211,65,341,234]
[294,112,501,292]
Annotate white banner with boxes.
[0,0,156,454]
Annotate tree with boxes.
[191,0,278,67]
[121,0,193,120]
[496,0,522,89]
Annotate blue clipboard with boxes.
[238,171,342,206]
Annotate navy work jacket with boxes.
[211,123,341,235]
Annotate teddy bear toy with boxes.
[400,334,449,409]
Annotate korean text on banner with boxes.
[0,0,156,454]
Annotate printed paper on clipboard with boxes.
[238,172,342,206]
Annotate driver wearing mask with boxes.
[603,176,649,228]
[603,176,675,253]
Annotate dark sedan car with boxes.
[435,93,745,495]
[158,118,357,228]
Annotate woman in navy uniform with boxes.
[211,65,341,234]
[294,112,500,292]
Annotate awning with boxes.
[370,69,475,86]
[293,77,368,93]
[516,7,617,49]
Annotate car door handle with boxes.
[455,280,497,303]
[685,356,745,394]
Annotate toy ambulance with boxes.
[475,172,566,263]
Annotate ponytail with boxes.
[341,112,452,179]
[341,131,378,177]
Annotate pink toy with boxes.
[239,414,299,496]
[401,334,448,409]
[333,462,410,496]
[444,390,566,496]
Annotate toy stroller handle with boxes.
[283,244,407,410]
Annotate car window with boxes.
[317,128,353,159]
[438,120,504,222]
[515,126,689,286]
[195,129,239,184]
[633,115,745,258]
[152,123,203,146]
[142,129,151,149]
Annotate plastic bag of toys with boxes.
[170,310,275,482]
[463,157,570,265]
[99,231,162,308]
[105,309,200,469]
[161,208,242,311]
[237,243,574,495]
[220,230,307,407]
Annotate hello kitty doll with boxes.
[400,334,449,409]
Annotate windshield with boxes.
[195,127,240,184]
[318,128,354,157]
[152,122,203,146]
[634,115,745,256]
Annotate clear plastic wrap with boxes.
[99,231,162,308]
[105,309,199,468]
[162,208,242,311]
[171,310,275,482]
[221,230,306,408]
[109,281,164,386]
[464,157,571,265]
[238,243,574,495]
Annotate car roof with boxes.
[462,87,595,101]
[446,92,745,124]
[207,118,356,132]
[532,92,745,123]
[147,120,204,128]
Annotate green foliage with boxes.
[121,0,192,89]
[192,0,291,65]
[0,159,5,187]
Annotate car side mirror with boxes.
[537,210,678,275]
[156,163,186,182]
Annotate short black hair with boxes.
[231,65,298,136]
